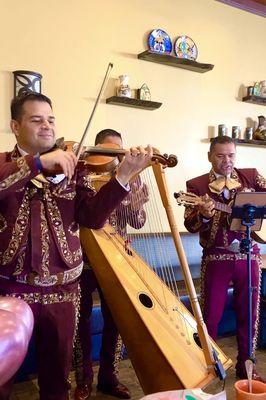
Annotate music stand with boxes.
[230,192,266,364]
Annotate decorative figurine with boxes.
[117,75,131,98]
[138,83,151,101]
[253,82,261,96]
[253,115,266,140]
[259,81,266,97]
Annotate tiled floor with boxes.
[10,336,266,400]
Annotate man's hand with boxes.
[40,149,78,181]
[116,145,153,186]
[198,194,215,219]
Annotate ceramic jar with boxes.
[117,75,131,98]
[232,126,240,139]
[218,124,227,136]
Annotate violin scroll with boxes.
[150,147,178,168]
[154,153,178,168]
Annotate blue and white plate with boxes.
[148,29,172,54]
[174,35,198,60]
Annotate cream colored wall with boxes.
[0,0,265,230]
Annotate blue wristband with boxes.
[34,155,43,172]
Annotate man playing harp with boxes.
[74,129,149,400]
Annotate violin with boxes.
[57,139,178,173]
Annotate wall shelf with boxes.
[235,138,266,147]
[242,95,266,106]
[138,50,214,73]
[210,138,266,147]
[106,96,162,110]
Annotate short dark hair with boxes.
[94,129,122,145]
[11,91,53,121]
[209,136,236,153]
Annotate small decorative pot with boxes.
[117,75,131,98]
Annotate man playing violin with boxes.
[74,129,149,400]
[0,92,153,400]
[184,135,266,382]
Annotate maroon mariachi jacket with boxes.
[109,175,147,235]
[184,168,266,250]
[0,147,128,286]
[83,175,147,267]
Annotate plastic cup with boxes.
[235,379,266,399]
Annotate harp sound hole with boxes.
[138,293,153,309]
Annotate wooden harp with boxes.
[80,160,232,394]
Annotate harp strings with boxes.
[126,168,179,293]
[118,167,191,342]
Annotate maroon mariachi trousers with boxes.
[0,279,79,400]
[74,268,121,387]
[201,250,261,367]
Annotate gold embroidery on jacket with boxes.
[52,182,76,200]
[10,146,20,160]
[12,252,26,276]
[204,253,260,262]
[184,206,202,232]
[0,157,30,192]
[68,222,80,238]
[184,206,192,220]
[45,188,82,263]
[40,202,50,277]
[6,290,80,305]
[0,190,30,265]
[0,214,7,233]
[82,175,95,190]
[242,187,255,193]
[114,335,124,375]
[256,173,266,189]
[223,226,229,248]
[231,169,241,183]
[207,211,221,248]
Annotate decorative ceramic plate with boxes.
[148,29,172,54]
[174,35,198,60]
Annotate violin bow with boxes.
[75,62,113,159]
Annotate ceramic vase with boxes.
[117,75,131,98]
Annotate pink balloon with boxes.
[0,297,34,336]
[0,297,34,386]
